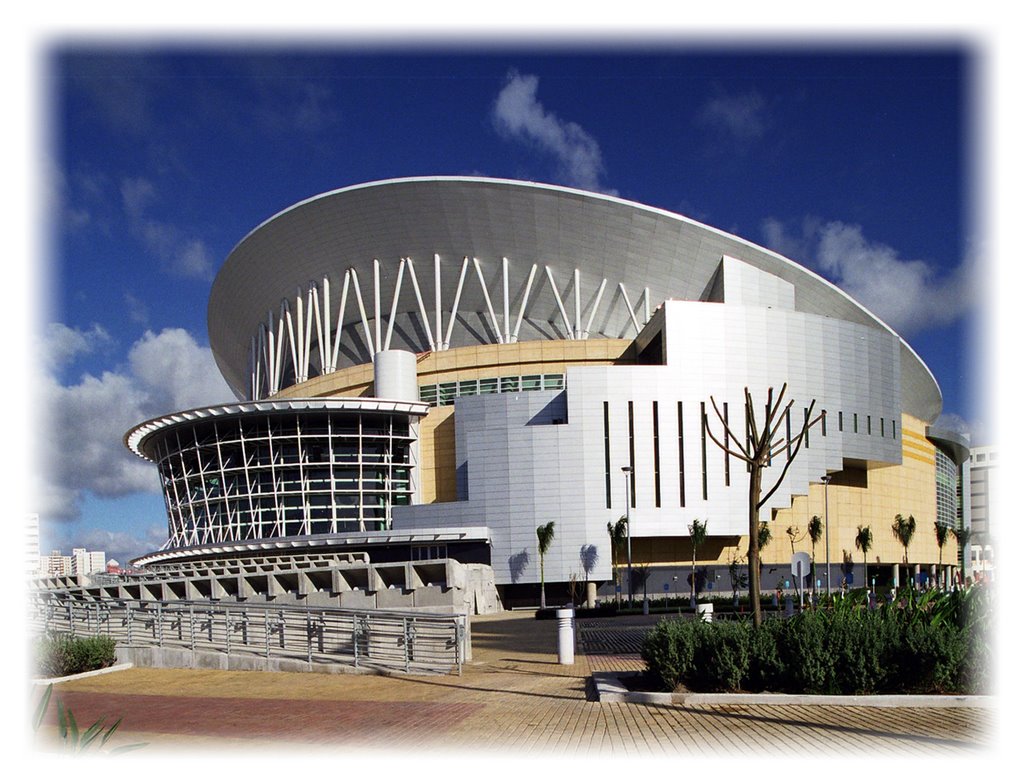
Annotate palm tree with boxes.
[953,526,972,587]
[934,521,951,589]
[891,513,916,588]
[855,525,873,588]
[807,515,822,590]
[536,521,556,609]
[687,518,708,606]
[607,516,627,604]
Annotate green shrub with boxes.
[640,619,698,691]
[640,588,991,695]
[692,620,749,692]
[747,618,786,691]
[36,635,117,678]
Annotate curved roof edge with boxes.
[217,175,941,415]
[926,425,971,465]
[124,397,429,460]
[130,526,492,568]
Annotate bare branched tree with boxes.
[703,384,823,627]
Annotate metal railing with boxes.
[29,592,466,675]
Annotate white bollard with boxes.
[556,608,575,664]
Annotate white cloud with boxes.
[761,218,976,337]
[120,176,215,280]
[40,322,111,370]
[697,91,768,142]
[120,176,156,219]
[492,70,616,195]
[34,327,234,522]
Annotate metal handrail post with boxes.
[404,617,410,673]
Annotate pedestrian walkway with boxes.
[32,611,994,757]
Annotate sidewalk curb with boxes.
[31,663,135,686]
[592,671,995,708]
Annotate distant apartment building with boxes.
[72,548,107,576]
[38,547,107,577]
[968,445,996,581]
[40,550,72,577]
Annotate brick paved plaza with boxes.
[32,612,995,758]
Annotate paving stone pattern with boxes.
[34,611,993,756]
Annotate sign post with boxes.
[791,552,811,612]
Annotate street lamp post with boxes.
[821,474,832,598]
[622,466,633,605]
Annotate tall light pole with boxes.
[821,474,832,598]
[622,466,633,605]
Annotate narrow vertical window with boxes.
[867,416,872,435]
[677,401,686,506]
[893,419,898,439]
[821,410,827,437]
[880,417,885,438]
[652,401,661,507]
[785,408,792,458]
[854,413,859,434]
[803,407,810,447]
[838,411,844,432]
[723,401,730,487]
[628,401,636,508]
[603,401,611,509]
[700,402,708,501]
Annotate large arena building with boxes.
[125,176,970,607]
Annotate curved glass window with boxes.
[153,409,416,549]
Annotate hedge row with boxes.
[35,635,117,678]
[641,590,991,695]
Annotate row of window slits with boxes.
[420,374,564,406]
[603,404,899,510]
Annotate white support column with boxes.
[583,278,608,339]
[349,269,377,359]
[373,259,382,354]
[405,257,437,352]
[292,290,306,383]
[434,253,443,351]
[303,283,316,381]
[443,257,469,350]
[249,335,258,399]
[283,299,300,384]
[294,288,306,382]
[329,270,351,372]
[473,257,504,344]
[573,268,582,340]
[274,306,287,393]
[502,257,511,344]
[644,287,650,322]
[618,283,642,336]
[310,283,325,373]
[383,258,407,352]
[512,263,538,343]
[319,276,331,371]
[545,266,575,340]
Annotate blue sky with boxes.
[38,42,984,565]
